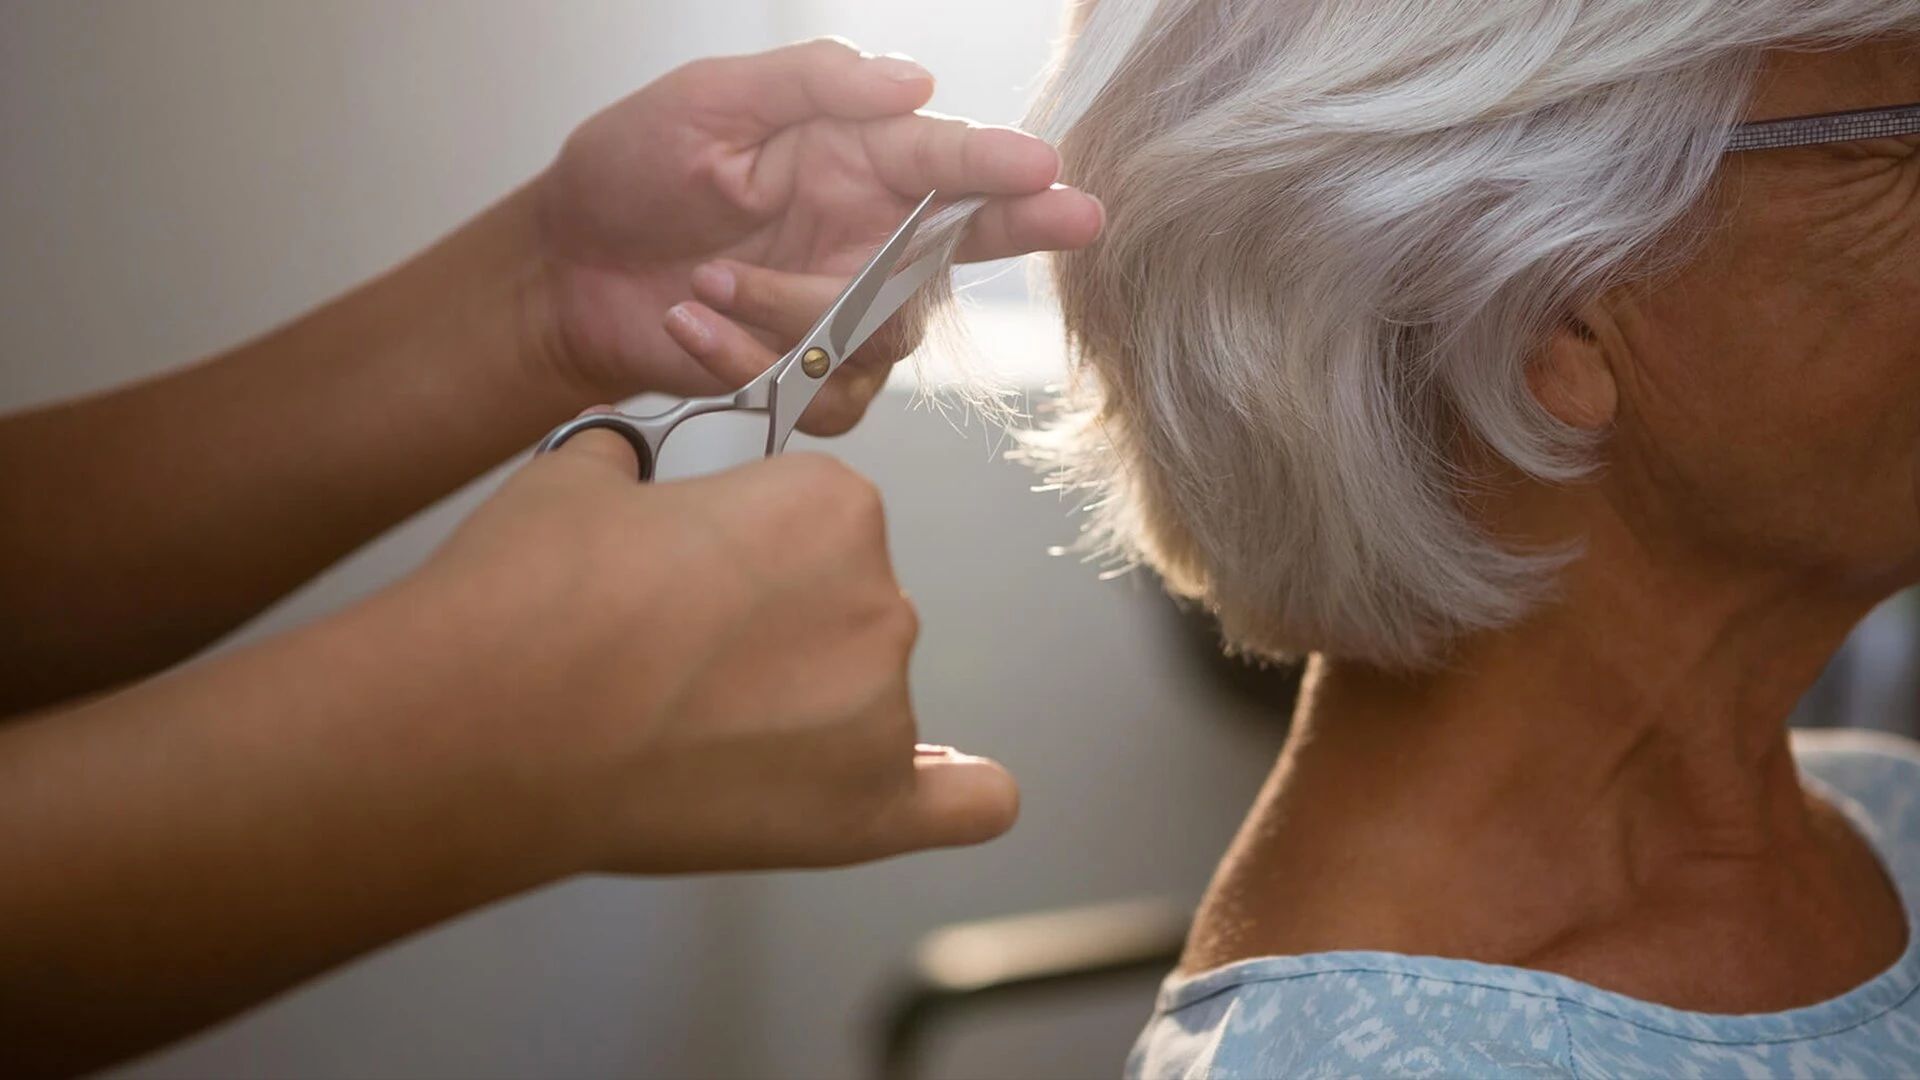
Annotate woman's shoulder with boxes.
[1129,956,1578,1079]
[1792,729,1920,870]
[1128,735,1920,1079]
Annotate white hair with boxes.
[914,0,1920,668]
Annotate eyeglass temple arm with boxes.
[1727,103,1920,153]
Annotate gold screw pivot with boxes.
[801,347,831,379]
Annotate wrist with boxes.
[516,169,654,406]
[347,565,608,886]
[389,178,614,436]
[465,181,609,413]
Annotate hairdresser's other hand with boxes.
[414,427,1019,872]
[531,38,1104,432]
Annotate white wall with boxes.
[786,0,1068,125]
[0,0,785,407]
[1,3,1286,1078]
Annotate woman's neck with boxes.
[1183,539,1909,1011]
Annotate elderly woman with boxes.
[922,0,1920,1075]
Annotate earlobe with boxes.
[1529,312,1619,431]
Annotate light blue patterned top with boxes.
[1129,730,1920,1079]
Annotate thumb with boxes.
[870,748,1021,856]
[544,409,649,480]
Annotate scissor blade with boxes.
[825,191,940,357]
[765,192,942,458]
[840,251,944,358]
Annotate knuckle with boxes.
[754,456,892,572]
[913,126,939,182]
[727,264,772,313]
[769,449,847,488]
[824,466,888,535]
[672,56,725,88]
[882,595,921,651]
[800,36,862,64]
[785,454,883,520]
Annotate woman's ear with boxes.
[1529,305,1620,431]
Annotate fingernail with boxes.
[667,304,714,353]
[876,56,931,83]
[915,744,991,765]
[690,264,736,308]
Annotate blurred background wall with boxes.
[2,3,1913,1079]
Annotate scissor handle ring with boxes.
[536,414,660,483]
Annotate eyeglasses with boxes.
[1728,103,1920,152]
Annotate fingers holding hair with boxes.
[659,181,1103,436]
[859,113,1064,200]
[952,186,1106,263]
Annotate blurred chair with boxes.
[1794,590,1920,737]
[874,898,1192,1080]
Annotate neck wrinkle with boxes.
[1202,505,1885,971]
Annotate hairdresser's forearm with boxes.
[0,185,589,715]
[0,572,582,1078]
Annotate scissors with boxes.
[536,191,948,480]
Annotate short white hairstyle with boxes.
[916,0,1920,669]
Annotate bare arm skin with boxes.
[0,191,569,713]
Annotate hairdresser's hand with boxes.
[531,38,1104,434]
[416,426,1019,872]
